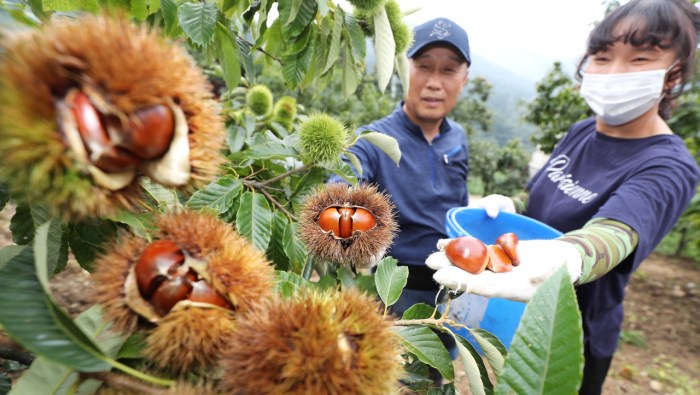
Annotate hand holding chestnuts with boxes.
[444,233,520,274]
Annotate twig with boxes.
[258,164,312,187]
[81,371,171,395]
[236,34,284,65]
[241,179,297,221]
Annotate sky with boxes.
[397,0,621,82]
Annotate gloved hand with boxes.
[467,194,516,219]
[426,239,582,302]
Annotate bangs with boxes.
[587,2,684,54]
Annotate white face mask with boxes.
[579,63,675,126]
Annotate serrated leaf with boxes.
[374,257,407,307]
[358,130,401,166]
[245,142,299,160]
[42,0,99,12]
[267,211,290,271]
[396,52,410,92]
[159,0,180,36]
[0,247,109,371]
[321,9,343,74]
[186,176,243,214]
[111,210,156,241]
[373,7,396,92]
[344,151,363,178]
[467,328,507,378]
[236,192,272,251]
[495,266,583,395]
[227,124,247,153]
[453,334,493,395]
[140,179,180,211]
[402,303,436,320]
[326,160,358,185]
[11,305,127,395]
[66,219,120,271]
[34,219,63,285]
[344,13,366,62]
[283,220,307,274]
[282,33,315,88]
[215,22,241,92]
[278,0,316,38]
[341,38,360,96]
[275,270,312,297]
[394,325,454,381]
[178,1,218,47]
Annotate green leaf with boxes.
[282,33,315,88]
[226,124,247,153]
[267,211,290,271]
[177,1,218,47]
[66,219,120,271]
[111,210,156,241]
[453,334,493,395]
[466,328,507,378]
[326,160,358,185]
[186,175,243,214]
[344,151,363,178]
[43,0,99,12]
[0,182,9,212]
[283,220,307,274]
[358,131,401,166]
[341,38,360,96]
[214,22,241,92]
[278,0,316,38]
[0,247,109,371]
[495,266,584,395]
[374,257,407,307]
[236,191,273,251]
[275,270,312,297]
[402,302,436,320]
[396,53,410,92]
[322,9,343,74]
[245,142,299,160]
[140,179,180,211]
[11,305,127,395]
[159,0,181,37]
[34,219,63,285]
[10,205,33,245]
[372,7,396,92]
[394,325,454,381]
[344,13,366,62]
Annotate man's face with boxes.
[404,44,469,126]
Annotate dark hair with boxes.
[576,0,700,118]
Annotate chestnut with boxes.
[486,244,513,273]
[444,236,488,274]
[189,280,231,309]
[495,232,520,266]
[135,240,186,299]
[108,104,174,160]
[318,206,377,239]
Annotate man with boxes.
[329,16,472,379]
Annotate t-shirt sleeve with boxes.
[595,155,699,272]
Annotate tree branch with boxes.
[258,164,312,187]
[241,179,297,221]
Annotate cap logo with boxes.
[430,21,452,39]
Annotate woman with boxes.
[427,1,700,393]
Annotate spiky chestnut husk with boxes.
[91,210,274,374]
[246,84,274,117]
[272,95,297,131]
[96,378,218,395]
[385,0,413,54]
[299,183,397,268]
[92,210,275,333]
[348,0,386,14]
[143,305,237,376]
[356,0,413,54]
[297,113,348,165]
[219,288,403,395]
[0,14,225,219]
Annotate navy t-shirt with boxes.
[527,116,699,357]
[329,103,469,288]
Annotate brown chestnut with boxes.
[189,280,232,309]
[111,104,175,160]
[135,240,186,299]
[495,232,520,266]
[486,244,513,273]
[444,236,488,274]
[149,275,193,316]
[318,206,377,239]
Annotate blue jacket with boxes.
[329,103,469,287]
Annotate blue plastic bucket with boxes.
[443,207,562,349]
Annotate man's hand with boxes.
[426,239,582,302]
[467,194,516,219]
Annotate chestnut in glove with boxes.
[426,238,583,302]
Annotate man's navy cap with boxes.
[406,18,471,65]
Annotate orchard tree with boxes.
[0,2,584,394]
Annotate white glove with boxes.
[426,239,582,302]
[467,194,516,219]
